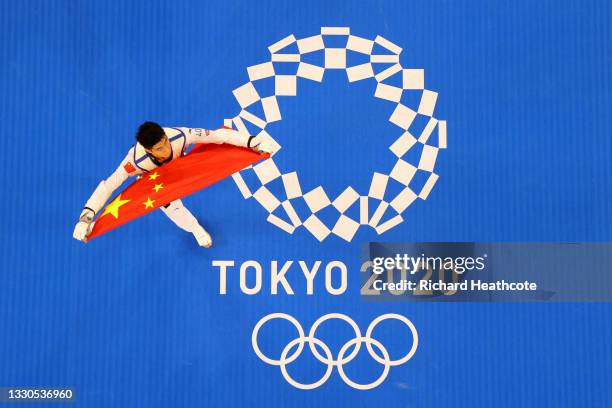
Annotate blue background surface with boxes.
[0,0,611,406]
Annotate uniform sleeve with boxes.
[83,151,142,215]
[183,127,250,148]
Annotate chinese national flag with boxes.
[88,143,268,240]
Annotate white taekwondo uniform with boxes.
[80,126,252,243]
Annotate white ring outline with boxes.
[251,312,305,366]
[336,337,391,390]
[308,313,362,365]
[365,313,419,366]
[280,336,334,390]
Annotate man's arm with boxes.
[73,154,139,242]
[183,127,272,153]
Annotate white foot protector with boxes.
[193,225,212,248]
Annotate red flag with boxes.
[88,144,268,240]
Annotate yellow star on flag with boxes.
[101,194,131,219]
[152,183,164,193]
[148,172,160,181]
[143,197,155,209]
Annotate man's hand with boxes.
[73,208,95,243]
[247,135,273,155]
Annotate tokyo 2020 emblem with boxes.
[227,27,447,242]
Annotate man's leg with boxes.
[160,199,212,248]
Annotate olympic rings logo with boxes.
[228,27,447,242]
[251,313,418,390]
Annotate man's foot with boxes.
[193,225,212,248]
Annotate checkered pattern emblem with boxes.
[227,27,447,242]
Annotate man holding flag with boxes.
[72,121,270,248]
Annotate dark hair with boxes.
[136,121,165,149]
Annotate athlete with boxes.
[72,121,270,247]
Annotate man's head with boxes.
[136,121,171,161]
